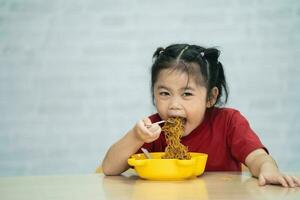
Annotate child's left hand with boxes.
[258,165,300,187]
[246,149,300,188]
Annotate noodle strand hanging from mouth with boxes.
[161,117,191,160]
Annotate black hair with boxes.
[150,44,229,107]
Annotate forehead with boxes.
[155,61,205,87]
[155,68,199,88]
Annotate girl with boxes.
[101,44,300,187]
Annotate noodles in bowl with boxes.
[128,117,208,180]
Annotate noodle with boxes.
[161,117,191,160]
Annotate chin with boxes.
[182,129,191,137]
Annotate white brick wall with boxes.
[0,0,300,176]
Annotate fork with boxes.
[146,119,174,128]
[145,120,165,128]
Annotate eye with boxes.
[182,92,193,97]
[159,91,170,96]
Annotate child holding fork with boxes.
[101,43,300,187]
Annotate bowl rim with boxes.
[129,152,208,161]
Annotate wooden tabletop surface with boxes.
[0,170,299,200]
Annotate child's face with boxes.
[154,68,209,136]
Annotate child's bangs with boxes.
[167,60,207,87]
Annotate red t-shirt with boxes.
[139,107,267,171]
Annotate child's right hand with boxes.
[133,117,162,143]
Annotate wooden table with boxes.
[0,170,299,200]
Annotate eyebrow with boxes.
[182,86,196,91]
[156,85,170,90]
[156,85,196,91]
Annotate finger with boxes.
[148,124,161,133]
[258,174,266,186]
[292,176,300,187]
[283,175,295,188]
[136,121,155,137]
[145,124,162,136]
[142,117,152,127]
[277,175,288,188]
[141,130,159,143]
[137,119,147,129]
[152,132,161,140]
[149,126,161,138]
[138,119,154,133]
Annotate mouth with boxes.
[167,116,187,125]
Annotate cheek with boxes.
[155,100,168,116]
[156,101,166,112]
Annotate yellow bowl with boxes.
[128,152,208,180]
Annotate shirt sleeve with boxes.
[227,111,268,164]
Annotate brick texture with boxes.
[0,0,300,176]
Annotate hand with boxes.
[133,117,162,143]
[258,164,300,187]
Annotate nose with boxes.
[168,97,182,111]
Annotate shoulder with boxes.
[209,107,240,119]
[211,107,239,115]
[208,107,248,125]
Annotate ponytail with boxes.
[202,48,228,105]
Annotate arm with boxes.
[245,149,300,187]
[101,117,161,175]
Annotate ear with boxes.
[206,87,219,108]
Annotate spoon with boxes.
[141,148,152,159]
